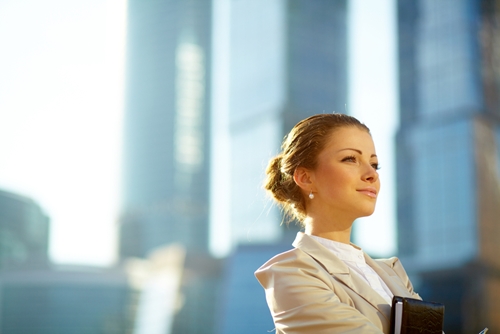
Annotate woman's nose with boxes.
[362,165,378,183]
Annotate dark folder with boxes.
[390,296,445,334]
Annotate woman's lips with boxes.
[357,187,378,198]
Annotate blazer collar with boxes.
[365,256,416,299]
[292,232,392,321]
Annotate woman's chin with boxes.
[356,207,376,218]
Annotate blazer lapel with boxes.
[292,233,391,321]
[365,255,415,299]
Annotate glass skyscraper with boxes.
[120,1,220,333]
[0,189,136,333]
[120,0,212,258]
[397,0,500,332]
[0,267,135,334]
[0,188,50,270]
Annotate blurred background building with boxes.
[0,266,135,334]
[396,0,500,332]
[120,0,212,259]
[118,0,221,333]
[0,189,50,270]
[0,189,137,333]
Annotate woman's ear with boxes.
[293,166,314,192]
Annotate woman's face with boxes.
[307,126,380,220]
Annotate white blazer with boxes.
[255,232,421,333]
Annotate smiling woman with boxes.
[255,113,420,334]
[297,126,380,242]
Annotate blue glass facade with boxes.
[120,0,212,257]
[397,0,500,331]
[415,0,483,118]
[401,120,478,267]
[0,189,49,270]
[0,268,134,334]
[287,0,348,115]
[226,0,286,246]
[171,253,222,334]
[216,244,290,334]
[121,1,219,333]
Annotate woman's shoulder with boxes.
[373,256,400,268]
[256,247,317,272]
[254,247,331,287]
[373,256,409,276]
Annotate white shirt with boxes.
[309,234,394,304]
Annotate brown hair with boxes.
[264,113,370,223]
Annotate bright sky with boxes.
[0,0,397,266]
[0,0,126,265]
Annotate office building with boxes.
[216,244,290,334]
[396,0,500,332]
[0,266,135,334]
[120,1,220,333]
[0,188,50,270]
[120,0,213,258]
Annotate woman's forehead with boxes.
[325,127,376,150]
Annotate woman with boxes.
[255,113,420,333]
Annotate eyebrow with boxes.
[338,148,377,158]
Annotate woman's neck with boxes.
[303,215,353,244]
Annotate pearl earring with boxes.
[309,191,314,199]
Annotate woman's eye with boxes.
[371,163,380,170]
[342,155,356,163]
